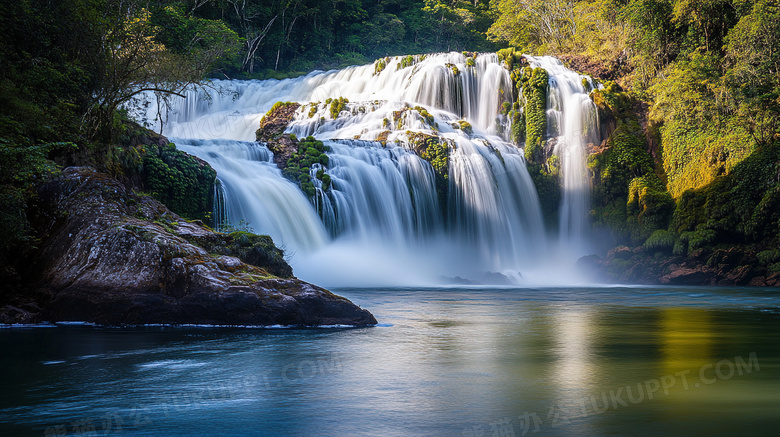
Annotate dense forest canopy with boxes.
[0,0,778,288]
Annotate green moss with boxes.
[374,57,388,75]
[397,55,415,70]
[329,96,349,119]
[321,174,331,191]
[510,108,525,145]
[626,176,675,241]
[466,57,476,67]
[412,106,435,126]
[407,132,450,216]
[205,230,292,278]
[581,77,592,93]
[644,229,676,252]
[266,101,296,119]
[501,101,512,115]
[456,120,473,135]
[280,136,333,199]
[497,47,524,71]
[527,163,561,228]
[519,67,548,163]
[133,143,216,225]
[660,118,755,199]
[587,84,672,245]
[757,250,780,266]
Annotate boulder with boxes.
[660,265,715,285]
[2,167,376,326]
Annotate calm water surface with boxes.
[2,286,780,436]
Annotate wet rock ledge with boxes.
[0,167,376,327]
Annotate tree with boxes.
[487,0,578,52]
[722,0,780,145]
[86,0,240,139]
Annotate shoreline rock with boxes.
[0,167,376,327]
[578,246,780,286]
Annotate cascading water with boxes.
[135,52,600,286]
[526,56,600,254]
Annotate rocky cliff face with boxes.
[0,167,376,326]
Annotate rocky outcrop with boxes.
[1,167,376,326]
[256,102,301,170]
[578,246,780,286]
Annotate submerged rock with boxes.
[2,167,376,326]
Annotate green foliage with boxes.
[455,120,473,135]
[497,47,524,72]
[627,175,675,240]
[644,229,676,252]
[196,0,497,76]
[199,230,293,278]
[408,132,450,214]
[671,142,780,246]
[281,136,332,198]
[445,63,460,76]
[413,106,435,127]
[527,163,561,228]
[649,51,721,125]
[510,106,526,145]
[660,118,754,198]
[520,68,549,162]
[488,0,578,52]
[398,55,417,70]
[374,57,388,75]
[141,143,216,224]
[756,250,780,266]
[329,97,349,119]
[588,82,669,244]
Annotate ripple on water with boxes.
[137,360,208,371]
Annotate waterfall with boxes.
[526,56,599,253]
[135,52,599,286]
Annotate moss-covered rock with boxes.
[329,97,349,119]
[277,135,332,198]
[256,101,301,142]
[453,120,473,136]
[497,47,526,72]
[104,125,216,226]
[374,57,388,75]
[587,83,670,245]
[520,67,549,163]
[407,132,450,216]
[140,143,216,224]
[671,142,780,248]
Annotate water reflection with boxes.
[1,287,779,436]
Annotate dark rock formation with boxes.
[256,102,301,170]
[1,167,376,326]
[579,245,780,286]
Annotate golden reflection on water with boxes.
[660,308,714,375]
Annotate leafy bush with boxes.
[644,229,676,252]
[142,143,216,224]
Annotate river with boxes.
[2,286,779,436]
